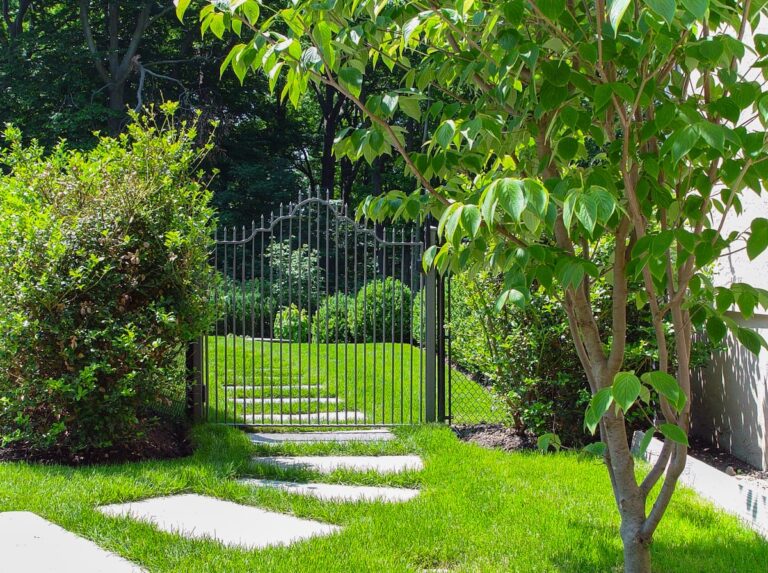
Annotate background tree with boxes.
[187,0,768,571]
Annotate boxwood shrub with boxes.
[351,278,412,342]
[0,108,215,458]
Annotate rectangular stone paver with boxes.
[252,455,424,474]
[224,385,320,393]
[249,429,395,444]
[240,479,420,502]
[0,511,144,573]
[231,397,341,406]
[98,494,338,549]
[246,411,365,424]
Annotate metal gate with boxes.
[188,191,448,427]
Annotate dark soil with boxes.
[453,423,536,452]
[688,435,768,480]
[0,422,192,466]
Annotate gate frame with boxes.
[186,213,449,425]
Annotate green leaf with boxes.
[495,289,526,312]
[696,121,725,152]
[339,66,363,98]
[422,245,438,272]
[608,0,632,31]
[399,97,421,120]
[562,190,579,231]
[644,0,677,24]
[705,316,727,344]
[663,125,699,164]
[747,218,768,260]
[495,179,527,222]
[575,193,598,234]
[582,441,607,457]
[585,388,613,434]
[612,372,641,413]
[557,137,579,161]
[210,13,226,39]
[175,0,191,21]
[537,432,561,452]
[640,371,683,411]
[461,205,482,237]
[435,120,456,149]
[681,0,708,18]
[538,0,566,20]
[736,326,766,355]
[315,21,335,70]
[243,1,260,25]
[659,423,689,446]
[635,429,654,458]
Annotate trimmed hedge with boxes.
[0,108,215,456]
[352,278,412,342]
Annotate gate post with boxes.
[186,338,205,422]
[437,272,446,423]
[425,226,437,423]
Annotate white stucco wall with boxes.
[689,18,768,470]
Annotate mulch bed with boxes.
[452,424,536,452]
[0,422,192,466]
[688,435,768,481]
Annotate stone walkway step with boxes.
[240,479,420,502]
[249,429,395,444]
[225,384,321,394]
[252,455,424,474]
[99,494,338,549]
[231,397,342,406]
[246,411,365,424]
[0,511,144,573]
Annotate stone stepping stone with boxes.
[240,479,420,502]
[225,384,320,393]
[0,511,144,573]
[252,455,424,474]
[98,494,337,549]
[246,411,365,424]
[249,429,395,444]
[231,397,342,406]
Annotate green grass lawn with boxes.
[0,424,765,572]
[203,336,503,426]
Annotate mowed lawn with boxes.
[202,336,503,426]
[0,425,765,572]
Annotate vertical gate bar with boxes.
[268,212,275,423]
[437,271,446,423]
[381,231,387,424]
[223,228,229,423]
[306,197,312,425]
[213,229,219,423]
[400,228,405,424]
[204,331,209,421]
[447,274,453,423]
[241,226,247,426]
[316,195,321,425]
[356,222,362,424]
[419,231,425,423]
[424,226,437,423]
[278,205,285,425]
[260,215,265,421]
[296,193,302,423]
[231,227,238,424]
[391,228,396,424]
[288,206,294,424]
[369,232,374,424]
[344,204,350,423]
[333,201,340,422]
[325,193,330,423]
[409,227,416,425]
[250,222,256,421]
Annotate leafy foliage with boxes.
[352,278,412,343]
[312,293,354,342]
[0,107,215,454]
[272,305,310,342]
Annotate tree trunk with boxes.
[108,81,126,135]
[621,530,651,573]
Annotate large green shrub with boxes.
[352,278,412,343]
[215,277,277,337]
[272,305,310,342]
[312,293,354,342]
[0,107,215,456]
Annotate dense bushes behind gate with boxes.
[0,108,215,457]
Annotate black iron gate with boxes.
[188,192,449,427]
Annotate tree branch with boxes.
[79,0,111,85]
